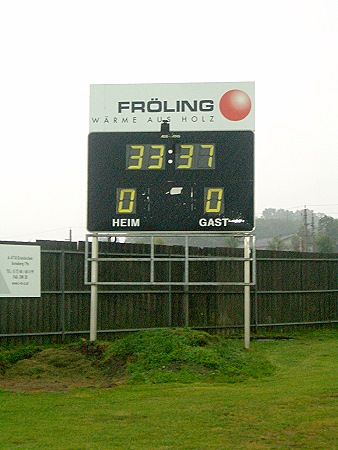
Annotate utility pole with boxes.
[66,228,72,242]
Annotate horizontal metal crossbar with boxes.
[88,281,255,286]
[85,233,256,286]
[87,256,254,262]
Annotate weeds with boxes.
[0,345,42,374]
[97,328,275,384]
[1,329,276,385]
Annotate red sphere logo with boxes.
[219,89,252,121]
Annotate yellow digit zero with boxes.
[205,188,223,213]
[118,189,136,213]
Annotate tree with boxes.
[316,215,338,252]
[255,211,301,240]
[314,232,335,253]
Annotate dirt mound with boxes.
[0,348,113,392]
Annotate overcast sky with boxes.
[1,0,337,242]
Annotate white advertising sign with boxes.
[90,82,255,132]
[0,245,41,297]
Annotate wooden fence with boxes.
[0,240,337,344]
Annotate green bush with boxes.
[100,328,275,384]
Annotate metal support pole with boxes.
[168,253,172,327]
[244,236,251,349]
[183,236,189,327]
[90,235,99,341]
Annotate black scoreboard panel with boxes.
[87,131,254,233]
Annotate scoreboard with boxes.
[87,129,254,233]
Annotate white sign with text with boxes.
[90,82,255,132]
[0,245,41,297]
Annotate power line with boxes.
[288,204,338,209]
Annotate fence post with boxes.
[60,245,66,341]
[90,235,99,341]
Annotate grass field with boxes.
[0,328,337,449]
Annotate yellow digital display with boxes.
[126,144,165,170]
[116,186,225,216]
[176,144,215,170]
[116,188,136,214]
[204,188,224,214]
[126,144,215,170]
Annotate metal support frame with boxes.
[85,233,256,347]
[90,235,99,341]
[84,234,256,286]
